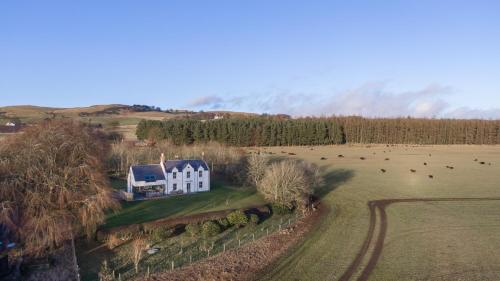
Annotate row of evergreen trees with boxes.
[136,118,344,146]
[136,117,500,146]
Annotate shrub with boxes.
[185,223,201,237]
[151,226,175,242]
[249,214,260,225]
[217,218,230,230]
[202,221,221,237]
[227,210,248,227]
[271,203,293,215]
[106,234,121,249]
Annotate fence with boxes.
[110,212,305,280]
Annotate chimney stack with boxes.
[160,153,165,163]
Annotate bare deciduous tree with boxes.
[258,160,314,207]
[258,160,321,211]
[246,153,268,187]
[130,237,147,274]
[0,121,119,257]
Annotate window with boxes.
[199,181,203,188]
[199,170,203,177]
[173,172,177,179]
[144,175,156,182]
[173,183,177,190]
[187,171,191,178]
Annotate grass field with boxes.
[104,181,265,229]
[259,145,500,281]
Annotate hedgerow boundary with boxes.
[96,205,270,242]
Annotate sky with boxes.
[1,0,500,118]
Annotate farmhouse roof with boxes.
[164,159,209,172]
[131,164,165,182]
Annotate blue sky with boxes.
[1,1,500,118]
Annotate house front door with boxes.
[187,183,191,193]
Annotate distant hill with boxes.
[0,104,263,140]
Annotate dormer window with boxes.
[199,170,203,177]
[187,171,191,178]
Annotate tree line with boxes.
[136,117,500,146]
[136,118,345,146]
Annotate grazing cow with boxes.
[338,155,344,158]
[380,169,386,173]
[320,157,327,160]
[429,154,432,157]
[360,157,366,160]
[385,158,390,161]
[410,169,416,173]
[424,162,427,166]
[288,152,296,155]
[479,161,486,165]
[474,159,478,162]
[428,175,434,179]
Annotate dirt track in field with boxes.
[339,197,500,281]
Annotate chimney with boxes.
[160,153,165,163]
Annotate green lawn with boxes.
[104,181,265,229]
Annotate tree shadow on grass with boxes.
[315,169,355,199]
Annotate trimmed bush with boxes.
[227,210,248,227]
[151,226,175,242]
[249,214,260,225]
[217,218,230,230]
[185,223,201,237]
[202,221,221,237]
[271,203,293,215]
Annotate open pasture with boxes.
[260,145,500,281]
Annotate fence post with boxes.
[147,266,150,277]
[189,255,192,264]
[279,224,282,231]
[223,243,226,252]
[238,239,241,247]
[266,228,269,236]
[119,273,121,281]
[252,233,255,241]
[171,260,174,270]
[288,218,291,225]
[208,249,210,257]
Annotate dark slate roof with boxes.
[164,159,209,172]
[131,164,165,182]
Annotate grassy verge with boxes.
[104,181,265,229]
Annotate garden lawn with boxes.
[104,181,265,229]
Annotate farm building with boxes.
[127,153,210,199]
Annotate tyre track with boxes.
[339,197,500,281]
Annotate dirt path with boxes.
[340,197,500,281]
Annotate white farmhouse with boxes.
[127,153,210,199]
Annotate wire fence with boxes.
[109,212,305,281]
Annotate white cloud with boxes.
[187,83,500,119]
[188,95,224,108]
